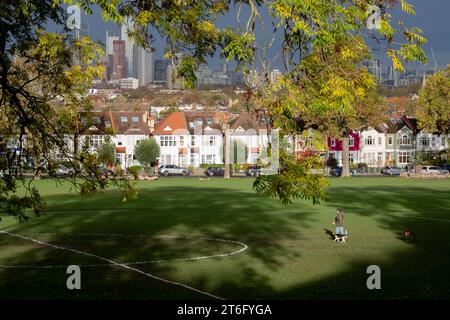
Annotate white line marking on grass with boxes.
[0,231,241,300]
[0,233,248,268]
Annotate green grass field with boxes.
[1,177,449,299]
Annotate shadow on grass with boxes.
[1,182,450,299]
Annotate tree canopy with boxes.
[417,67,450,135]
[135,138,160,170]
[0,0,429,221]
[97,141,116,166]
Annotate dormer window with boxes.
[189,121,194,129]
[132,116,139,123]
[105,121,111,128]
[93,117,101,124]
[120,116,128,123]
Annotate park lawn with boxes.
[0,177,450,299]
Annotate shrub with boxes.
[127,165,143,179]
[326,156,338,167]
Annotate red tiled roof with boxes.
[153,112,189,135]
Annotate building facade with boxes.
[79,111,152,169]
[112,40,125,80]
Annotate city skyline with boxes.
[51,0,450,73]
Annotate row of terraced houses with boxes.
[74,110,448,169]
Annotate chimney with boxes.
[148,114,155,134]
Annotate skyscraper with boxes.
[364,59,383,84]
[106,30,120,56]
[112,40,125,80]
[154,59,170,83]
[136,47,154,87]
[106,30,119,81]
[80,22,89,38]
[121,17,135,78]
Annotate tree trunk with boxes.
[224,126,231,179]
[341,137,350,177]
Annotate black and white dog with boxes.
[334,230,349,243]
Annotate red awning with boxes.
[116,146,126,153]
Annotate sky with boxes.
[52,0,450,73]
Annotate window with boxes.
[349,153,355,163]
[190,154,196,165]
[363,152,376,164]
[93,117,101,124]
[330,138,336,147]
[179,136,185,147]
[86,135,105,148]
[160,136,176,147]
[251,153,259,164]
[202,136,216,147]
[442,137,446,146]
[189,122,194,129]
[365,136,374,146]
[201,154,216,164]
[132,116,139,123]
[377,152,383,163]
[191,136,196,146]
[120,116,128,123]
[105,121,111,128]
[378,137,382,145]
[388,137,393,145]
[127,135,142,147]
[349,137,354,147]
[398,152,412,164]
[118,141,123,146]
[420,137,430,147]
[400,135,411,145]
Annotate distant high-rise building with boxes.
[136,47,154,87]
[106,30,120,81]
[121,17,136,78]
[106,30,120,56]
[270,69,282,83]
[154,59,170,83]
[80,22,89,38]
[364,59,382,84]
[112,40,125,80]
[387,64,401,87]
[107,54,114,80]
